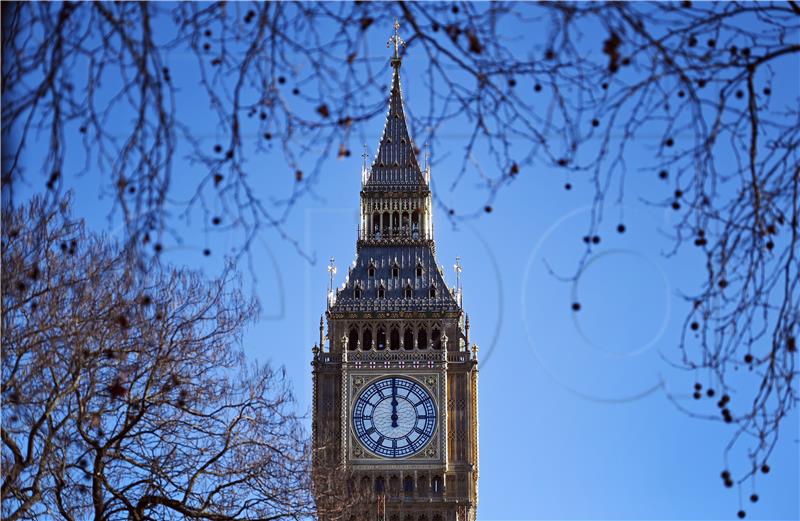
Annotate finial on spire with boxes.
[361,143,369,186]
[454,256,463,307]
[327,257,337,308]
[387,18,406,63]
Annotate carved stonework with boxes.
[311,22,478,521]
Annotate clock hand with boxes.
[391,379,398,428]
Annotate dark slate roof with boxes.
[331,245,459,313]
[364,62,427,192]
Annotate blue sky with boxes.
[7,4,799,520]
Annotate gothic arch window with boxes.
[431,475,443,495]
[360,475,371,493]
[347,326,358,351]
[417,327,428,349]
[390,328,401,351]
[361,327,373,351]
[403,475,414,495]
[376,326,387,350]
[375,476,385,494]
[428,284,437,298]
[368,261,376,278]
[412,211,420,239]
[403,328,414,350]
[416,261,423,277]
[391,262,400,278]
[353,284,362,299]
[372,212,380,238]
[404,283,413,299]
[431,327,442,350]
[382,211,390,235]
[377,284,385,299]
[392,212,400,234]
[401,212,409,234]
[389,475,400,496]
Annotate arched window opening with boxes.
[404,328,414,350]
[391,262,400,278]
[429,284,437,298]
[382,212,390,235]
[417,327,428,349]
[362,328,373,350]
[368,261,376,278]
[392,212,400,235]
[354,284,362,299]
[431,328,442,350]
[361,475,371,493]
[431,476,442,495]
[401,212,409,234]
[372,212,380,238]
[348,327,359,351]
[389,475,400,496]
[375,476,385,494]
[377,327,387,350]
[404,284,413,299]
[403,475,414,495]
[377,284,385,299]
[390,328,401,350]
[412,212,420,239]
[416,262,423,277]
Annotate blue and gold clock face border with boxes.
[352,376,437,459]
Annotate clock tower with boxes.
[311,22,479,521]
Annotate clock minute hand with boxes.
[391,379,398,428]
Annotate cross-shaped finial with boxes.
[387,18,405,60]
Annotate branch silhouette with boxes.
[2,2,797,514]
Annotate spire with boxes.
[364,20,427,192]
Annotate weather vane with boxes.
[387,18,405,59]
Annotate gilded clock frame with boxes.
[342,368,447,470]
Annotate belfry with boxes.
[311,21,479,521]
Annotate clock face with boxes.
[352,377,437,459]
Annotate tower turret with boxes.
[311,21,479,521]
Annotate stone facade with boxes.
[311,24,479,521]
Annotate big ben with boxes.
[311,22,479,521]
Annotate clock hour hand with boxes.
[391,379,398,428]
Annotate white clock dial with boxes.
[352,377,436,459]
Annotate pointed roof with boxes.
[364,58,427,192]
[330,245,459,313]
